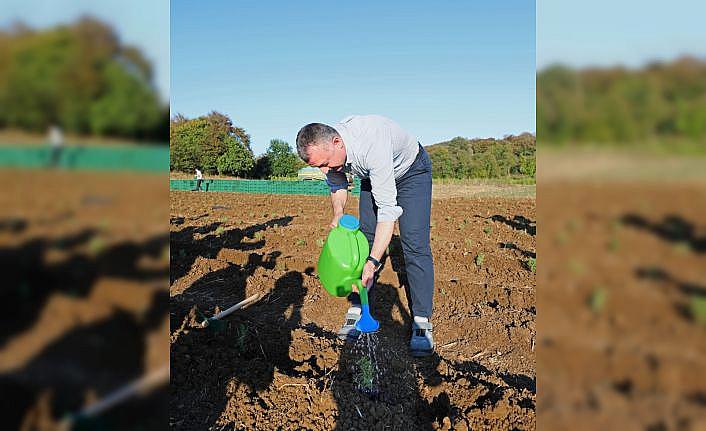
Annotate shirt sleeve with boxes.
[325,170,349,193]
[367,131,403,222]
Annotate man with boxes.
[296,115,435,356]
[194,168,203,191]
[48,125,63,168]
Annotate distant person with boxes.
[296,115,435,356]
[48,125,63,168]
[194,168,204,191]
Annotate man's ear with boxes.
[332,135,344,149]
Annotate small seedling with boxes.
[525,257,536,273]
[215,226,225,236]
[296,239,307,246]
[430,221,436,228]
[316,238,324,247]
[588,287,607,314]
[445,216,452,222]
[458,223,465,231]
[568,259,585,275]
[88,237,106,255]
[254,231,264,241]
[555,231,569,245]
[465,238,473,249]
[566,218,581,233]
[483,226,492,235]
[355,356,375,391]
[689,295,706,325]
[235,323,248,351]
[475,252,485,267]
[608,236,620,252]
[674,241,692,255]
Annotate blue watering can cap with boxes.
[338,214,360,230]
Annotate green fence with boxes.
[0,145,168,172]
[170,178,362,196]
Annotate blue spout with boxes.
[356,303,379,333]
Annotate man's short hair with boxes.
[295,123,339,162]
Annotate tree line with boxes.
[0,17,168,141]
[538,56,706,144]
[171,112,535,180]
[426,134,535,179]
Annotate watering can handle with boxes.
[354,279,370,305]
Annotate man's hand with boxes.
[361,260,376,290]
[351,261,377,295]
[329,212,343,229]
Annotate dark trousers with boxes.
[195,179,203,191]
[358,144,435,318]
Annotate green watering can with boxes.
[317,214,379,333]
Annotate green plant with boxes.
[355,356,375,391]
[296,239,306,246]
[475,252,485,267]
[689,295,706,325]
[235,323,248,352]
[608,236,620,252]
[588,287,607,313]
[254,231,264,241]
[316,238,324,247]
[465,238,473,249]
[215,226,225,236]
[483,226,493,235]
[88,236,106,255]
[525,257,536,273]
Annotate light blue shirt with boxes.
[327,115,419,222]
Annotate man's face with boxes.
[306,136,346,174]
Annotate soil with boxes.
[538,180,706,430]
[170,191,536,430]
[0,169,169,430]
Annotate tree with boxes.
[266,139,302,177]
[0,16,167,140]
[170,112,254,175]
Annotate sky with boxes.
[1,0,170,103]
[171,0,536,155]
[538,0,706,70]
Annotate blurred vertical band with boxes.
[0,5,168,430]
[537,5,706,429]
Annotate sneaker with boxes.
[337,307,361,340]
[410,316,434,357]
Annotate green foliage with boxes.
[525,257,536,273]
[355,356,375,391]
[0,17,166,139]
[588,287,607,314]
[475,252,485,267]
[689,295,706,325]
[428,134,535,179]
[170,111,254,176]
[250,139,305,179]
[483,226,493,235]
[538,57,706,145]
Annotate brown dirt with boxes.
[0,169,169,430]
[538,180,706,430]
[170,191,536,430]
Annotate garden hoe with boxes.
[197,293,262,332]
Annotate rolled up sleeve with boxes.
[325,170,348,193]
[367,134,403,222]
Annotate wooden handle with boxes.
[202,293,262,327]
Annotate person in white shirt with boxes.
[296,115,435,356]
[194,168,204,191]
